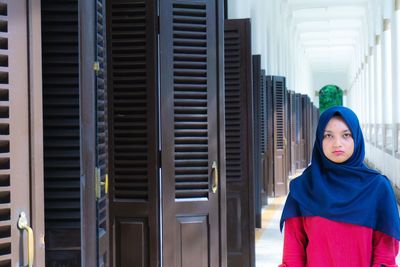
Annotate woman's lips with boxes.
[333,151,344,156]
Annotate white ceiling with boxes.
[287,0,369,73]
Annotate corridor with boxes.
[1,0,400,266]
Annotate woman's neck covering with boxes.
[280,106,400,240]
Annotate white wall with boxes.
[228,0,315,102]
[313,71,349,92]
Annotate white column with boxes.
[374,34,382,146]
[362,62,367,125]
[392,1,400,154]
[364,56,369,130]
[369,46,375,141]
[381,18,393,127]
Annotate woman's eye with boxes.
[324,134,332,139]
[343,133,352,139]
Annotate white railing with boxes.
[384,124,393,153]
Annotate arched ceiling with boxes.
[287,0,369,73]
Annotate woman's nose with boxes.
[333,138,342,147]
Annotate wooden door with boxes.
[272,76,287,196]
[252,55,262,228]
[42,0,83,265]
[160,0,225,266]
[95,0,110,265]
[289,91,297,174]
[294,93,300,170]
[283,84,289,186]
[224,18,255,267]
[295,94,302,169]
[265,76,274,197]
[286,90,292,176]
[107,0,159,266]
[300,95,307,168]
[259,70,268,205]
[1,1,45,266]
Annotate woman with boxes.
[279,106,400,267]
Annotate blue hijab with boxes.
[280,106,400,240]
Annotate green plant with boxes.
[319,85,343,113]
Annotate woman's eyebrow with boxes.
[324,129,351,133]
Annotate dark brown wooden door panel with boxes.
[96,0,110,265]
[300,95,307,167]
[3,1,38,265]
[226,193,242,251]
[252,55,262,228]
[41,0,82,265]
[224,18,255,267]
[265,76,274,197]
[272,76,287,196]
[107,0,159,266]
[260,70,268,205]
[176,215,209,267]
[160,0,223,266]
[114,218,149,266]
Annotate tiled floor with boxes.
[255,196,400,266]
[255,196,286,267]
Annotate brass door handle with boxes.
[102,173,109,194]
[18,212,34,267]
[211,161,218,194]
[96,168,109,199]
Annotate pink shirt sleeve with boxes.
[371,230,399,267]
[280,217,307,267]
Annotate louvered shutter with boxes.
[252,55,262,229]
[289,91,296,174]
[295,93,302,169]
[272,76,287,196]
[107,0,159,266]
[260,70,268,198]
[160,1,224,266]
[265,76,274,197]
[96,0,109,266]
[300,95,307,167]
[0,3,14,265]
[260,70,266,155]
[284,85,289,180]
[305,96,312,162]
[292,93,300,169]
[42,0,82,265]
[286,91,292,175]
[260,69,268,197]
[1,1,35,265]
[224,19,255,267]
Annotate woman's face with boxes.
[322,116,354,163]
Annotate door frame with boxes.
[27,0,45,265]
[80,1,97,266]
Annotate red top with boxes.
[279,216,399,267]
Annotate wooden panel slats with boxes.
[224,28,242,183]
[42,0,80,233]
[110,0,149,201]
[274,79,284,150]
[172,2,209,199]
[42,0,81,265]
[225,18,255,267]
[260,71,266,153]
[96,0,108,229]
